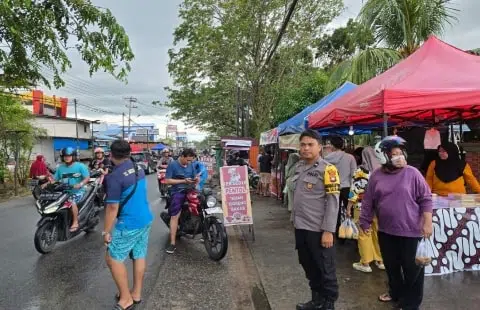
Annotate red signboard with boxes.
[220,166,253,226]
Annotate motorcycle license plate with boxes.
[29,180,39,186]
[205,207,223,215]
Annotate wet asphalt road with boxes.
[0,174,170,310]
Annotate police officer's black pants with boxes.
[378,232,424,310]
[295,229,339,302]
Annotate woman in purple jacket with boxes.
[360,136,433,310]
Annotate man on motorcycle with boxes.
[164,148,198,254]
[89,147,111,174]
[51,147,90,232]
[157,148,173,169]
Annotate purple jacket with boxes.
[359,165,433,238]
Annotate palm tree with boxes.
[327,0,458,90]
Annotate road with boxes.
[0,174,170,310]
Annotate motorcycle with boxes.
[247,166,260,190]
[157,165,168,197]
[29,176,50,200]
[160,185,228,261]
[33,170,103,254]
[90,168,107,207]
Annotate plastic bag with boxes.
[338,218,356,239]
[415,238,432,266]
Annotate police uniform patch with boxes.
[324,164,340,194]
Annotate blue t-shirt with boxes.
[165,160,196,193]
[54,162,89,195]
[105,160,153,230]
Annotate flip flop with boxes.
[69,225,79,232]
[115,294,142,305]
[378,293,395,302]
[112,303,135,310]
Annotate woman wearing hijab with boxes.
[346,147,384,273]
[29,154,50,178]
[426,142,480,196]
[284,152,300,213]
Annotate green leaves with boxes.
[167,0,343,137]
[0,0,134,89]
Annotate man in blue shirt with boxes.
[52,147,90,232]
[165,148,198,254]
[103,140,153,310]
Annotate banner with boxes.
[279,134,300,150]
[167,124,177,132]
[199,156,215,180]
[220,166,253,226]
[260,128,278,145]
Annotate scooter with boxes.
[157,166,168,197]
[33,170,103,254]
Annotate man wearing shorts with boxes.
[103,140,153,310]
[51,147,90,232]
[165,148,198,254]
[259,151,273,197]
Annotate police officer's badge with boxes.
[324,164,340,194]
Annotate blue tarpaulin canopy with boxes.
[152,143,167,151]
[277,82,357,135]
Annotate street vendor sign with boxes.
[199,156,215,180]
[219,165,253,226]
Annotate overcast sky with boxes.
[46,0,479,140]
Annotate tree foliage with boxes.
[166,0,343,137]
[328,0,458,90]
[0,0,134,89]
[316,18,374,69]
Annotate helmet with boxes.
[94,147,104,154]
[60,147,77,163]
[374,136,407,165]
[162,148,169,154]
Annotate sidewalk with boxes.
[243,196,480,310]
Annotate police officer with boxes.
[292,129,340,310]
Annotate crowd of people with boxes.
[285,129,480,310]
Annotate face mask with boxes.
[391,154,406,168]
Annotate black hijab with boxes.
[434,142,466,183]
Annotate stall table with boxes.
[426,197,480,276]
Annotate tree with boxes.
[272,68,329,125]
[316,18,374,69]
[328,0,458,90]
[0,1,134,89]
[166,0,343,137]
[0,95,44,187]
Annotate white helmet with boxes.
[374,136,408,167]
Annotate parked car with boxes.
[131,151,156,174]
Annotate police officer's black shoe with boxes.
[320,299,335,310]
[296,291,324,310]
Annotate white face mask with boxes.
[391,154,406,168]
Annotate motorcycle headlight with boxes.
[206,196,217,208]
[43,202,59,214]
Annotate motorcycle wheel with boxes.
[251,176,259,190]
[34,221,58,254]
[204,219,228,261]
[32,185,42,200]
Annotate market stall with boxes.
[259,128,281,198]
[427,195,480,275]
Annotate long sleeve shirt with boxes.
[359,165,433,238]
[426,162,480,196]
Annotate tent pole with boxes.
[383,114,388,137]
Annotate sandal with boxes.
[378,293,395,302]
[112,303,135,310]
[69,225,79,232]
[115,294,142,305]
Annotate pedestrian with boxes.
[103,139,153,310]
[258,150,273,197]
[292,129,340,310]
[360,136,433,310]
[346,147,384,273]
[324,136,357,239]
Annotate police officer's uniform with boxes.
[292,158,340,310]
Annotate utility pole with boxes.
[74,99,79,151]
[122,113,125,139]
[124,97,137,139]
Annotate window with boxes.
[84,124,87,133]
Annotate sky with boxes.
[43,0,479,141]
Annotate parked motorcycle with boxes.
[160,185,228,261]
[157,168,168,197]
[247,166,260,190]
[33,170,103,254]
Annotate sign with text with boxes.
[199,156,215,180]
[259,128,278,145]
[167,124,177,132]
[220,166,253,226]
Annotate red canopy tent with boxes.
[308,36,480,131]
